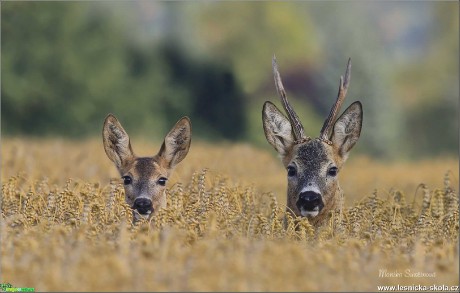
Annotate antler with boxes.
[319,58,351,140]
[272,55,307,142]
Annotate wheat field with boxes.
[1,138,459,291]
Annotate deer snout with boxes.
[133,198,154,215]
[297,191,324,217]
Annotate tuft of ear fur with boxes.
[102,114,135,170]
[262,101,295,158]
[331,101,363,160]
[158,117,192,169]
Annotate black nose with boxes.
[133,198,153,215]
[300,191,321,204]
[297,191,323,211]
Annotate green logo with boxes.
[0,283,35,292]
[0,284,11,292]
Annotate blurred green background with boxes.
[1,2,458,160]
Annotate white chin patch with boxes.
[134,210,152,220]
[300,207,319,217]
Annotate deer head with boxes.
[262,56,363,226]
[103,114,191,222]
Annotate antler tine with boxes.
[272,55,306,141]
[320,58,351,140]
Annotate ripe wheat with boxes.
[1,139,458,291]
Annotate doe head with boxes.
[103,114,191,222]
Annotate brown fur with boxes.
[262,59,363,228]
[102,114,191,222]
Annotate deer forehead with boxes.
[292,140,338,174]
[129,157,168,180]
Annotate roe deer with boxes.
[103,114,191,222]
[262,56,363,227]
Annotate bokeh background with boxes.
[2,1,458,160]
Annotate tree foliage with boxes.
[2,2,247,140]
[2,2,457,159]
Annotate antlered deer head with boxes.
[263,56,363,227]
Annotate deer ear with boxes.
[102,114,135,170]
[158,117,192,169]
[262,101,295,158]
[331,101,363,160]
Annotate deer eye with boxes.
[287,166,297,177]
[122,176,132,185]
[157,177,167,186]
[328,167,338,177]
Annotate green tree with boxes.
[2,2,136,136]
[158,43,247,140]
[2,2,247,141]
